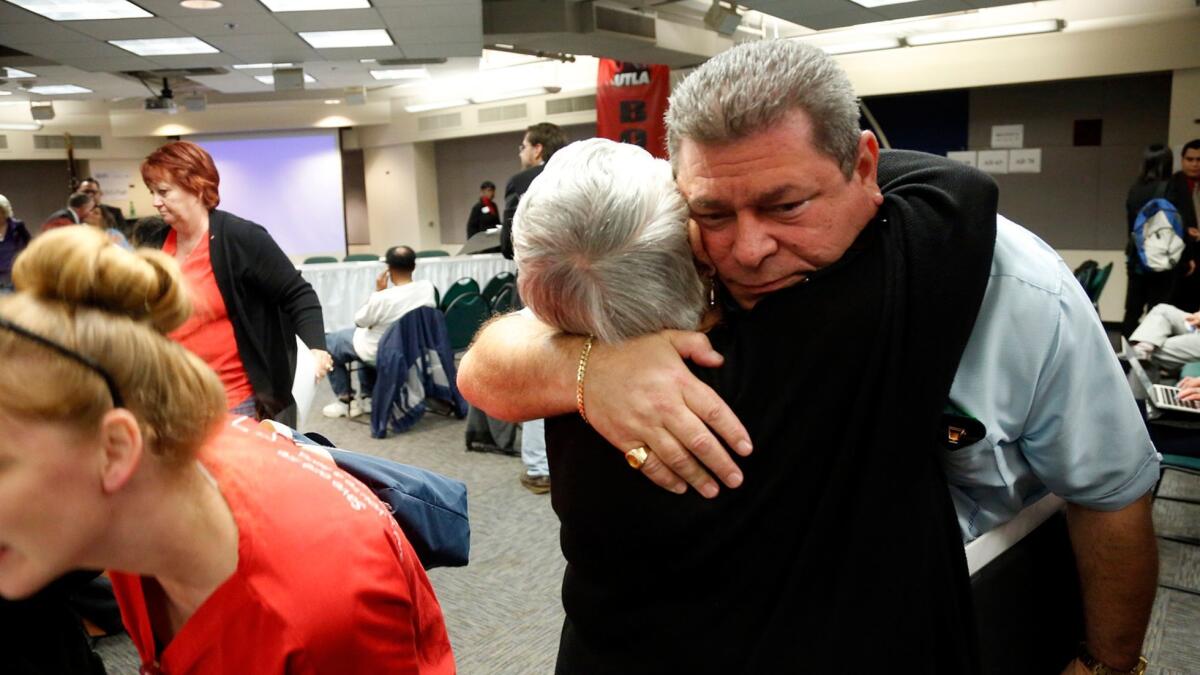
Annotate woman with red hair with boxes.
[140,140,333,425]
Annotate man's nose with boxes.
[731,214,778,269]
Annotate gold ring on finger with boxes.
[625,446,649,470]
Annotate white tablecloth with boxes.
[299,254,516,332]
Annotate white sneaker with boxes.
[348,398,364,418]
[322,400,351,418]
[359,397,372,415]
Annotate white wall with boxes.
[359,142,453,256]
[1169,67,1200,154]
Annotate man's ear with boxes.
[97,409,144,494]
[855,130,883,206]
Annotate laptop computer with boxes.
[1122,337,1200,415]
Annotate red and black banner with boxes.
[596,59,670,158]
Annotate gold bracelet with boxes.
[576,335,595,424]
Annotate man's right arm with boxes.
[458,312,752,497]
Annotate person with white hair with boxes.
[462,39,1158,674]
[0,193,31,292]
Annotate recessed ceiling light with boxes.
[254,73,317,84]
[404,99,469,113]
[359,58,377,64]
[0,122,42,131]
[27,84,92,95]
[110,37,220,56]
[848,0,921,6]
[7,0,151,21]
[232,62,294,69]
[299,29,392,49]
[180,0,223,9]
[260,0,370,10]
[324,99,341,104]
[370,68,428,80]
[0,91,12,96]
[3,68,36,79]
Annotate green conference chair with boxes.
[1087,262,1113,305]
[481,271,516,305]
[444,293,488,351]
[344,253,381,262]
[416,250,450,258]
[303,255,338,264]
[440,277,480,311]
[489,283,518,315]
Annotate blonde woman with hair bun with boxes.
[0,227,454,674]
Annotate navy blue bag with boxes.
[327,448,470,569]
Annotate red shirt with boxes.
[163,229,255,408]
[110,417,455,674]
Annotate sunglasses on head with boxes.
[0,316,124,408]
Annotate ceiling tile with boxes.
[400,41,480,59]
[391,26,481,45]
[870,0,970,21]
[270,8,385,32]
[164,12,291,36]
[378,5,480,28]
[144,53,240,69]
[58,55,161,72]
[60,18,191,41]
[6,41,133,60]
[0,21,94,44]
[0,3,43,23]
[205,32,313,51]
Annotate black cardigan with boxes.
[145,209,326,419]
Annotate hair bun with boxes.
[12,226,192,333]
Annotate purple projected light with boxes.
[193,130,345,256]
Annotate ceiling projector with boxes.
[144,77,178,114]
[144,95,178,114]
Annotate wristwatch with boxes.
[1077,644,1148,675]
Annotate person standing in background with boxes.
[41,192,95,231]
[0,194,30,292]
[466,180,500,240]
[1123,144,1178,336]
[77,177,130,240]
[1168,139,1200,311]
[500,122,567,260]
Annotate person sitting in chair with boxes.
[322,245,436,418]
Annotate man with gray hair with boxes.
[462,40,1157,674]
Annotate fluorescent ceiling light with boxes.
[470,87,558,104]
[0,91,11,96]
[179,0,223,8]
[110,37,220,56]
[849,0,920,7]
[3,68,36,79]
[907,19,1064,46]
[324,98,341,104]
[404,99,468,113]
[7,0,151,21]
[27,84,92,95]
[0,122,42,130]
[260,0,370,10]
[359,58,376,63]
[232,62,294,69]
[299,29,393,49]
[370,68,428,80]
[819,38,902,55]
[254,73,317,84]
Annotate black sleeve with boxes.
[240,223,328,351]
[501,178,520,260]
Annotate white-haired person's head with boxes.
[512,138,706,343]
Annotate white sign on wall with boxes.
[946,150,978,167]
[977,150,1009,174]
[1008,148,1042,173]
[90,166,134,203]
[990,124,1024,149]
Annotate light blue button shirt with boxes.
[946,217,1161,542]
